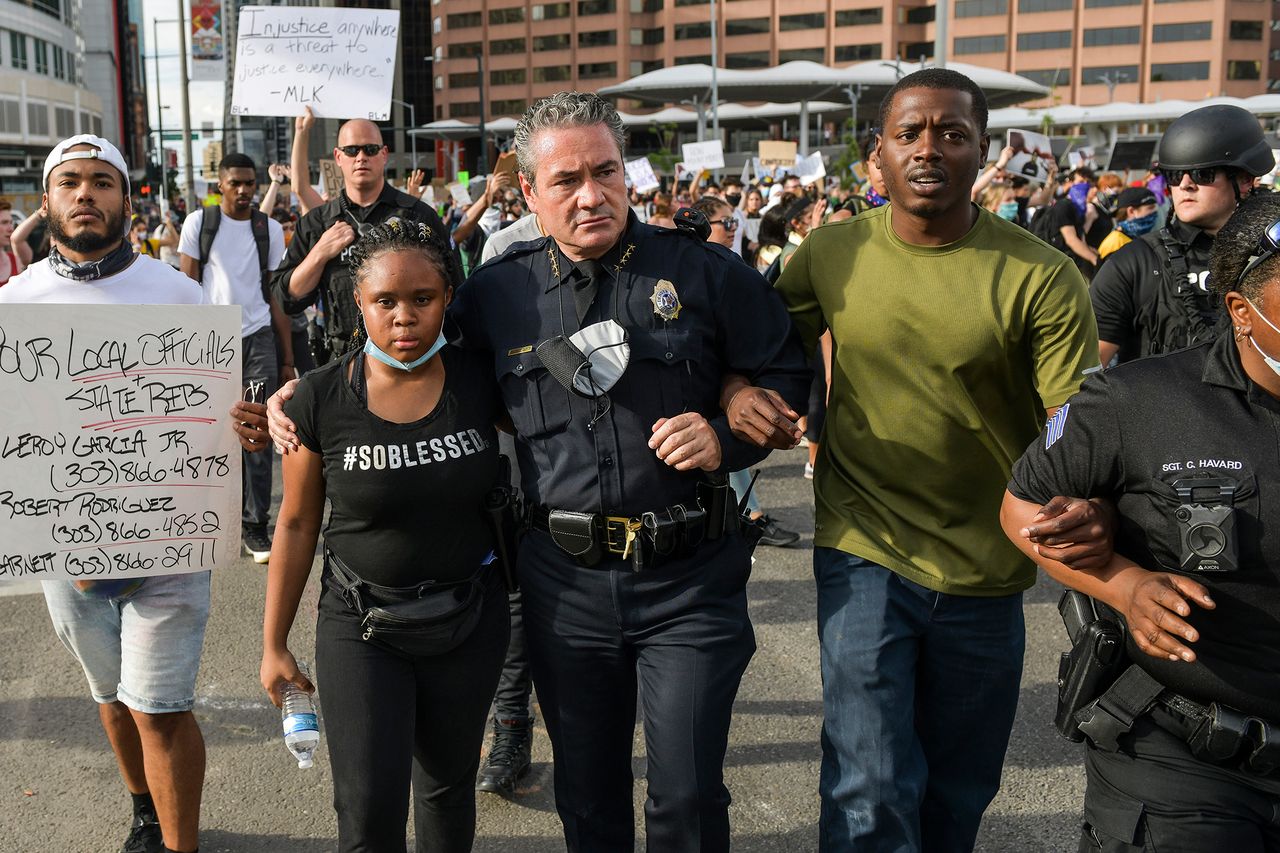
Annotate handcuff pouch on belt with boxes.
[324,547,488,657]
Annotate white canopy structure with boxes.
[599,60,1050,154]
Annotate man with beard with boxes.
[179,153,289,564]
[270,119,446,364]
[0,135,271,853]
[772,69,1099,852]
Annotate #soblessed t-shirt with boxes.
[284,345,504,586]
[178,210,285,337]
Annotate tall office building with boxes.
[0,0,106,206]
[428,0,1274,127]
[80,0,149,179]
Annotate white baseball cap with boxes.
[43,134,130,197]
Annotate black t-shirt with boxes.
[1085,203,1113,249]
[285,345,503,586]
[1009,336,1280,719]
[1035,197,1083,254]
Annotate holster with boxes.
[1054,591,1126,742]
[482,455,521,592]
[697,474,737,543]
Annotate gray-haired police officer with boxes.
[1002,190,1280,851]
[454,94,808,851]
[268,92,809,852]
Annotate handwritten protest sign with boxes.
[230,5,400,120]
[624,157,660,193]
[758,141,798,170]
[319,159,343,198]
[448,182,472,206]
[0,306,242,582]
[681,140,725,173]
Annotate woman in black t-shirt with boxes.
[260,219,509,853]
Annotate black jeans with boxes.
[315,570,510,853]
[492,590,531,718]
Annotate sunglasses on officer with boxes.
[710,216,738,230]
[1159,166,1222,187]
[1235,218,1280,290]
[338,143,384,158]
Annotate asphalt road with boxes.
[0,446,1085,852]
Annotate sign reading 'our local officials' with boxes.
[0,305,243,582]
[230,5,400,120]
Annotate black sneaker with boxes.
[476,716,533,795]
[243,525,272,564]
[756,515,800,548]
[121,813,162,853]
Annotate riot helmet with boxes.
[1155,105,1275,177]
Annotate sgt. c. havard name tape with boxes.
[0,305,243,581]
[230,5,400,120]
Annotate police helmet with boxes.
[1155,105,1275,177]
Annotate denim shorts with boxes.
[43,571,212,714]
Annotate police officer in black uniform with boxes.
[451,92,810,852]
[1001,189,1280,851]
[1091,105,1274,365]
[271,119,446,364]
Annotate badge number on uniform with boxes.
[1045,403,1070,450]
[651,279,681,321]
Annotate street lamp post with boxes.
[151,19,168,213]
[175,0,196,211]
[476,54,487,176]
[392,98,417,171]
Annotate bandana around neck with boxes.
[47,240,136,281]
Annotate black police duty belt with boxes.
[528,500,722,569]
[1077,664,1280,778]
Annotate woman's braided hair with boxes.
[348,216,464,292]
[346,216,463,347]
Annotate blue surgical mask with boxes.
[1118,211,1157,237]
[363,329,448,372]
[997,202,1020,221]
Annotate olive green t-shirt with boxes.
[776,205,1099,595]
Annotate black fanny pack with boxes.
[324,548,490,657]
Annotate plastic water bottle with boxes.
[280,669,319,770]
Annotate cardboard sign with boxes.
[448,182,472,206]
[758,140,798,170]
[229,5,400,120]
[494,151,518,180]
[681,140,725,173]
[1005,128,1057,183]
[0,305,243,582]
[624,157,660,194]
[796,152,826,186]
[319,159,343,198]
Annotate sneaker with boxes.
[803,462,815,480]
[243,525,272,564]
[121,813,162,853]
[476,716,533,795]
[756,515,800,548]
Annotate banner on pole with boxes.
[230,5,400,120]
[190,0,226,83]
[0,305,243,582]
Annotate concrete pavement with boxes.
[0,446,1085,852]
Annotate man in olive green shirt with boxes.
[775,69,1098,852]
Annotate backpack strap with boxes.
[250,210,273,305]
[197,206,222,283]
[1152,226,1220,349]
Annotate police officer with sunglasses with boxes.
[272,119,447,364]
[1002,190,1280,852]
[1091,105,1275,365]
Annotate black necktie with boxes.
[572,259,604,324]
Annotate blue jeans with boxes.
[814,548,1025,853]
[242,326,277,528]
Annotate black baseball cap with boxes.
[1115,187,1157,209]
